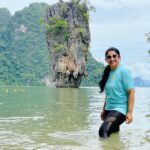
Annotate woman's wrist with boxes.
[127,111,132,114]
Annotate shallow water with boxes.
[0,86,149,149]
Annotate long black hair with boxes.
[99,47,120,93]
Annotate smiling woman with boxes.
[98,47,135,138]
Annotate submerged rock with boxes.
[46,0,91,88]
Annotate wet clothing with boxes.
[99,110,126,138]
[105,64,134,115]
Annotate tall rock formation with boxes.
[46,0,91,88]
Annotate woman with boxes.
[98,47,135,138]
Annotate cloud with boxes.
[89,19,150,60]
[91,0,150,8]
[90,0,150,24]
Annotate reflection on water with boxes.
[0,87,150,149]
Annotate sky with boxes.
[0,0,150,80]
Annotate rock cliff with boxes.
[46,0,91,88]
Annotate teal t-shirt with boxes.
[105,64,134,115]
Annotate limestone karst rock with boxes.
[46,0,91,87]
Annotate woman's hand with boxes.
[100,110,105,121]
[126,112,133,124]
[126,89,134,124]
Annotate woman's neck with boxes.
[110,64,120,71]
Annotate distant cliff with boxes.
[134,77,150,87]
[46,0,91,88]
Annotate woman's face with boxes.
[105,50,120,70]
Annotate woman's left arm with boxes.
[126,89,135,124]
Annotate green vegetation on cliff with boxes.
[0,2,103,86]
[81,52,104,86]
[0,3,50,85]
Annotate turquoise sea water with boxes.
[0,87,149,149]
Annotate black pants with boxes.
[99,110,126,138]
